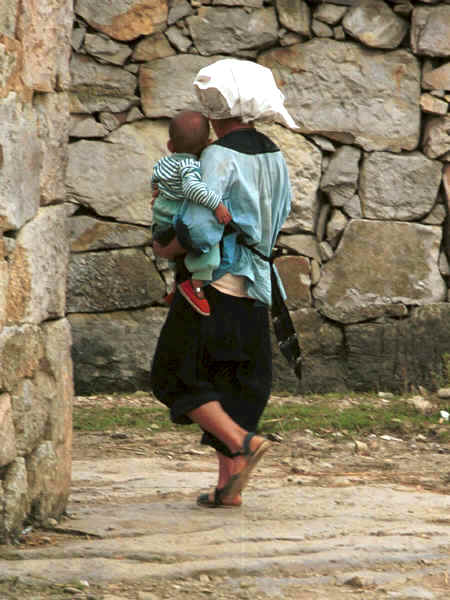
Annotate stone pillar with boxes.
[0,0,74,543]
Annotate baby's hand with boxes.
[214,203,232,225]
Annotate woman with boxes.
[150,59,296,507]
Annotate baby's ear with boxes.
[167,139,174,152]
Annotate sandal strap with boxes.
[230,432,256,458]
[214,487,223,505]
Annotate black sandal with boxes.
[196,487,241,509]
[222,432,272,499]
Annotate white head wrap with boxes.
[193,58,298,130]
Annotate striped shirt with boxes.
[152,153,221,228]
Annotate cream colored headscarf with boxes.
[193,58,298,130]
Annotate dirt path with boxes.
[0,395,449,600]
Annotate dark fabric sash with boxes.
[227,222,302,377]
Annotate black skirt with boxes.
[150,285,272,456]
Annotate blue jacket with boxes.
[175,128,292,306]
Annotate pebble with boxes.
[354,440,369,454]
[437,387,450,399]
[380,434,403,442]
[406,395,433,414]
[344,575,364,588]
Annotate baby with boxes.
[151,110,231,316]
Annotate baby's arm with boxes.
[180,161,231,224]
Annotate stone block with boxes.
[42,318,73,445]
[277,234,321,262]
[10,375,51,457]
[260,40,421,152]
[35,92,70,204]
[140,54,224,119]
[320,145,361,208]
[0,324,44,391]
[69,307,168,394]
[411,6,450,57]
[6,205,69,324]
[69,215,152,252]
[0,0,19,38]
[313,220,447,324]
[422,62,450,92]
[132,32,176,62]
[187,7,278,57]
[27,440,71,524]
[67,119,167,224]
[360,151,443,221]
[83,33,132,66]
[0,36,31,101]
[346,304,450,392]
[75,0,167,41]
[67,248,165,313]
[291,308,347,393]
[259,123,322,234]
[70,53,137,104]
[276,0,311,36]
[17,0,72,92]
[423,115,450,159]
[342,0,408,49]
[275,255,312,309]
[3,458,29,542]
[0,394,16,467]
[0,94,41,232]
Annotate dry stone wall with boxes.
[66,0,450,395]
[0,1,73,542]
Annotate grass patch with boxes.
[73,404,176,432]
[73,393,449,441]
[260,398,442,439]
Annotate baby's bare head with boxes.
[169,110,210,156]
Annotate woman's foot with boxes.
[224,433,272,499]
[197,487,242,508]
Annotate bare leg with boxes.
[187,401,267,504]
[187,401,247,455]
[217,451,234,488]
[200,452,241,506]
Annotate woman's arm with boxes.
[152,237,186,259]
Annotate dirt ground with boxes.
[69,392,450,494]
[1,393,449,600]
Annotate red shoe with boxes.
[178,280,211,316]
[164,291,175,306]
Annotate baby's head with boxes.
[168,110,210,156]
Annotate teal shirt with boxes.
[174,129,291,306]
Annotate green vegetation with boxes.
[261,397,445,439]
[73,393,450,442]
[73,404,176,432]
